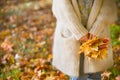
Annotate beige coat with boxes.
[52,0,117,77]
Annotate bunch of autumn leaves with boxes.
[79,33,109,60]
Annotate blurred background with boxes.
[0,0,120,80]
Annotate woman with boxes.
[52,0,117,80]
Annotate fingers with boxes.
[79,34,89,43]
[98,44,107,49]
[103,38,109,43]
[89,33,96,39]
[79,33,97,43]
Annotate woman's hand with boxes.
[79,34,89,43]
[79,33,96,43]
[89,33,96,39]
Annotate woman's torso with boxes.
[78,0,94,27]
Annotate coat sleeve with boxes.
[52,0,88,40]
[89,0,117,37]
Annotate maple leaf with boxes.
[101,71,111,80]
[116,75,120,80]
[79,37,109,60]
[1,40,13,52]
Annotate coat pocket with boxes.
[60,26,75,40]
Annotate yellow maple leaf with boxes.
[79,37,109,60]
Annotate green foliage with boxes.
[109,25,120,79]
[110,25,120,46]
[109,67,120,80]
[0,68,20,80]
[116,0,120,2]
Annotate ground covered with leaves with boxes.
[0,0,120,80]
